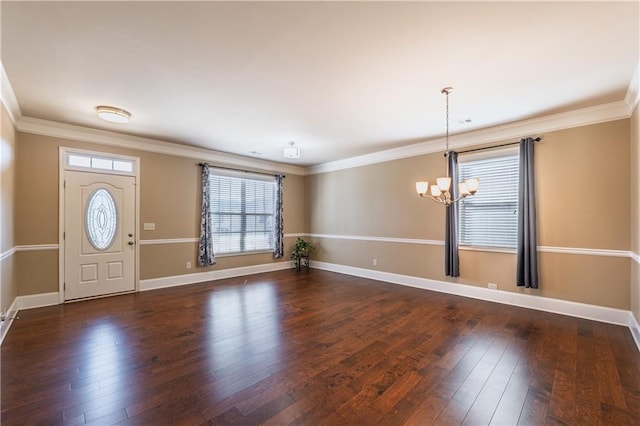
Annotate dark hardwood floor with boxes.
[2,269,640,425]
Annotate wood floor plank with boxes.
[2,269,639,425]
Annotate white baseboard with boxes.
[16,292,60,310]
[3,264,638,354]
[0,292,59,345]
[0,297,19,345]
[630,314,640,353]
[311,261,631,327]
[140,261,294,291]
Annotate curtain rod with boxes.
[456,137,541,155]
[198,163,285,178]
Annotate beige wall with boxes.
[15,132,305,294]
[631,104,640,322]
[1,104,18,313]
[6,111,637,313]
[306,119,631,309]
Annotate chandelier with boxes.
[415,87,479,205]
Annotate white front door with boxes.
[64,171,136,300]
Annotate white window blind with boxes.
[459,152,519,248]
[209,172,276,254]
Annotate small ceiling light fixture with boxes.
[283,141,300,159]
[415,87,479,205]
[96,106,131,124]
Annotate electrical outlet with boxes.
[488,283,498,290]
[143,223,156,231]
[372,259,378,266]
[186,261,192,269]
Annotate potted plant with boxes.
[291,237,314,270]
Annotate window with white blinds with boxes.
[209,172,276,254]
[459,151,520,249]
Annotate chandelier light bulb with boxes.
[437,177,451,192]
[416,181,429,196]
[466,178,480,194]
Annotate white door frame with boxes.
[58,147,141,303]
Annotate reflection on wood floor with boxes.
[2,269,640,425]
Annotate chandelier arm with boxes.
[419,192,470,206]
[419,194,446,204]
[414,87,478,207]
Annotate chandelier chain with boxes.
[415,86,479,205]
[445,89,449,154]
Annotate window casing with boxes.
[208,171,276,255]
[459,150,519,249]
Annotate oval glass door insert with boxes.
[86,188,118,250]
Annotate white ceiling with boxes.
[1,1,638,166]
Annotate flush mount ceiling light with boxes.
[96,106,131,124]
[415,87,479,205]
[283,141,300,159]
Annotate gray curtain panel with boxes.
[517,137,538,288]
[197,163,216,267]
[273,174,285,258]
[445,151,460,277]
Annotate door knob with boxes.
[128,233,134,237]
[128,241,134,246]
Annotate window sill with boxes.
[459,245,516,255]
[215,249,274,258]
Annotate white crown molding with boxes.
[5,56,638,177]
[0,61,22,125]
[15,116,307,176]
[311,260,631,326]
[310,100,631,175]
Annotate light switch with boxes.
[143,223,156,231]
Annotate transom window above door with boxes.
[65,151,136,175]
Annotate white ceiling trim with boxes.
[2,59,304,175]
[0,61,22,124]
[14,97,632,178]
[5,55,639,177]
[16,116,306,176]
[309,99,632,175]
